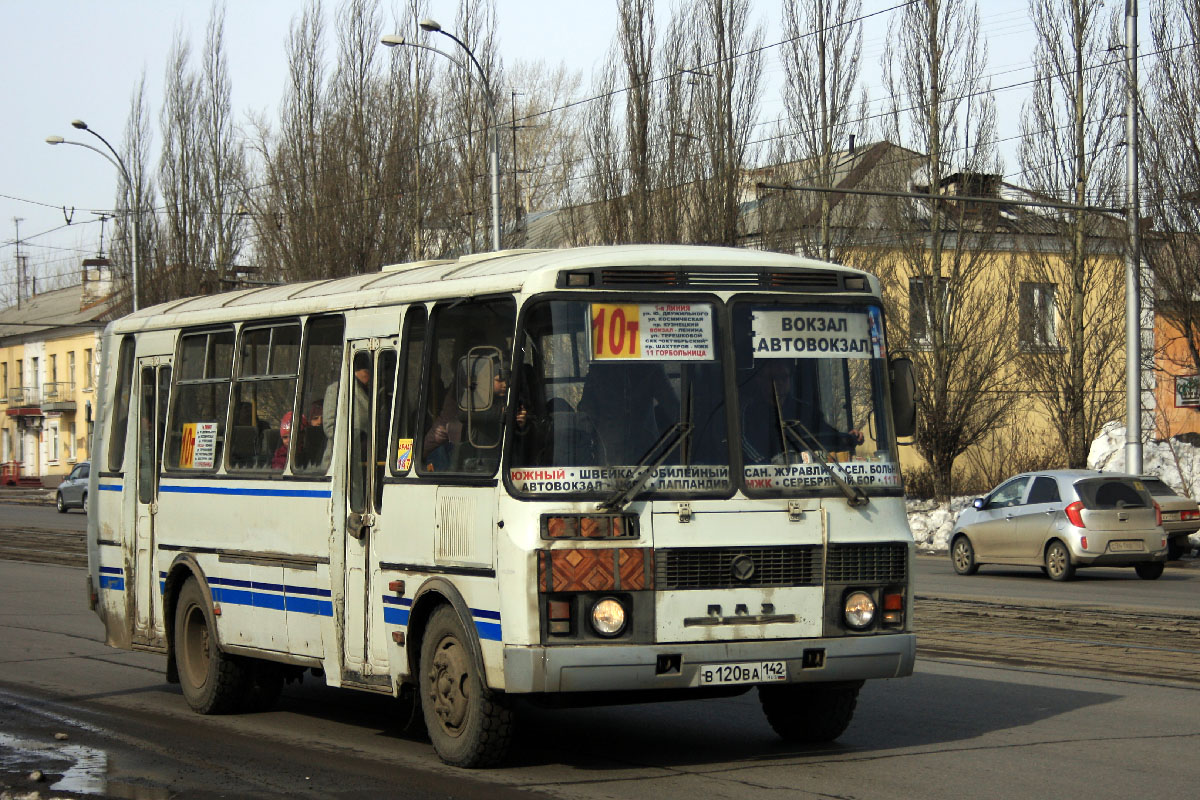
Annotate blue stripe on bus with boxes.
[99,566,123,575]
[99,575,125,591]
[98,484,122,492]
[286,595,334,616]
[206,578,333,617]
[379,594,501,640]
[158,484,332,499]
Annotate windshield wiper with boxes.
[770,384,869,507]
[596,421,694,512]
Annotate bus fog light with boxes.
[590,597,626,637]
[843,591,876,629]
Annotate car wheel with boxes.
[1045,540,1075,581]
[419,605,513,768]
[759,682,861,743]
[82,492,89,514]
[1134,562,1164,580]
[55,492,66,513]
[951,535,979,575]
[174,577,250,714]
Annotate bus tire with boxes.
[419,605,513,768]
[174,577,249,714]
[758,682,860,743]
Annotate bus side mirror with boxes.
[890,356,917,438]
[457,347,501,412]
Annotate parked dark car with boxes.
[950,470,1168,581]
[56,461,89,513]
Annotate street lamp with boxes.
[46,120,141,311]
[382,19,502,252]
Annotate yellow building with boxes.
[1,260,118,486]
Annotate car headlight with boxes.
[843,591,876,630]
[590,597,626,637]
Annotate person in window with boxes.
[423,355,525,470]
[739,359,863,464]
[577,362,679,465]
[322,361,371,462]
[271,411,305,470]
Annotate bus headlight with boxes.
[843,591,876,630]
[590,597,627,637]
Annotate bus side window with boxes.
[165,328,234,472]
[419,298,516,475]
[391,307,426,475]
[107,336,136,472]
[293,316,345,475]
[229,322,301,472]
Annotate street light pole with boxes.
[382,19,502,252]
[46,120,140,311]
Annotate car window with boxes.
[1075,478,1149,509]
[68,466,82,481]
[988,476,1030,508]
[1027,476,1061,504]
[80,464,90,480]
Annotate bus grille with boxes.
[655,546,821,589]
[825,543,907,583]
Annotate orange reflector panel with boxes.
[537,548,653,593]
[883,593,903,611]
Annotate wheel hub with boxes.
[427,635,470,736]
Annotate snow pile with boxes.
[906,496,973,553]
[1087,420,1200,489]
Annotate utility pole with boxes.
[1124,0,1142,474]
[12,217,25,310]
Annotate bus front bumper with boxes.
[503,633,916,694]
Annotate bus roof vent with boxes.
[767,271,842,291]
[598,268,680,287]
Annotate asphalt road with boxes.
[1,560,1198,799]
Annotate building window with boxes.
[68,352,76,390]
[909,277,950,347]
[84,349,94,389]
[2,362,7,402]
[1019,282,1058,350]
[49,423,59,464]
[68,421,76,460]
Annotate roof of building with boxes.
[0,283,119,342]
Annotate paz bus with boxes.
[86,245,918,767]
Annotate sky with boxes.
[0,0,1146,302]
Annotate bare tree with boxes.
[878,0,1016,500]
[683,0,764,245]
[1144,0,1200,389]
[158,31,207,301]
[1015,0,1125,468]
[764,0,871,262]
[113,72,159,313]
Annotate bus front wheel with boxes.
[758,682,861,743]
[419,605,513,767]
[174,577,248,714]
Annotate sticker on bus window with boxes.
[750,309,882,359]
[180,422,218,469]
[396,439,414,472]
[590,303,714,361]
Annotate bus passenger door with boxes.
[342,340,397,682]
[132,359,171,647]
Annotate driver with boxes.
[739,358,863,464]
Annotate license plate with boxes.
[698,661,787,686]
[1109,540,1145,552]
[1161,512,1180,522]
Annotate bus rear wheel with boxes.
[174,577,248,714]
[759,682,861,743]
[419,605,513,767]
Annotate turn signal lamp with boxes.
[1065,500,1086,528]
[881,591,904,627]
[1182,510,1200,522]
[1155,501,1162,527]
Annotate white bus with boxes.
[87,245,917,767]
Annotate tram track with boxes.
[2,524,1197,683]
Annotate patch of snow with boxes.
[906,496,974,554]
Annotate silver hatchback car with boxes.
[56,461,90,513]
[950,470,1168,581]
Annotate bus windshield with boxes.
[508,296,901,499]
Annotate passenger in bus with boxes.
[739,359,863,463]
[271,411,304,470]
[577,362,679,465]
[321,361,371,465]
[423,355,525,471]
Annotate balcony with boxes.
[5,386,41,416]
[42,381,77,412]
